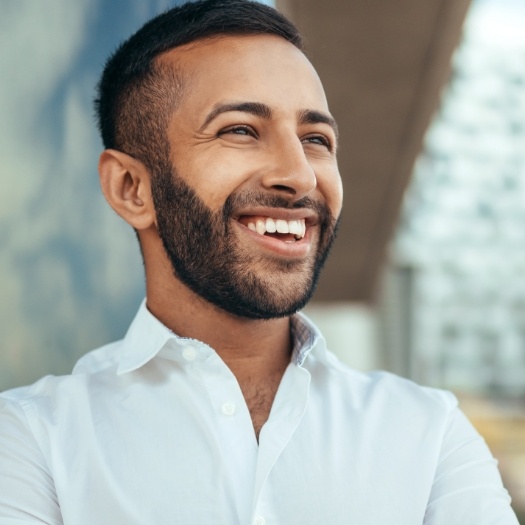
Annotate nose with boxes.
[260,136,317,200]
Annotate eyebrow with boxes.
[298,109,339,140]
[199,102,272,132]
[199,100,339,139]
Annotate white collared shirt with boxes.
[0,301,518,524]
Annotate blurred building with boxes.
[390,0,525,397]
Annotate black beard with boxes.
[150,165,339,320]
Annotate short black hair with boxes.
[94,0,303,172]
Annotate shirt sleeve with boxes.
[424,405,519,525]
[0,397,62,524]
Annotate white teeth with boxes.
[245,217,306,238]
[275,219,289,234]
[288,220,301,235]
[265,218,277,233]
[255,219,266,236]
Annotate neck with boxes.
[145,266,293,381]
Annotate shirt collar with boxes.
[117,299,179,375]
[117,300,327,375]
[290,311,327,366]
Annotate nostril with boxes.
[272,184,296,194]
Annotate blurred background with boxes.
[1,0,524,519]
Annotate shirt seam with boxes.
[16,398,56,484]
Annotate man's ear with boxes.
[98,149,156,230]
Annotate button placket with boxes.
[198,354,258,523]
[221,402,236,416]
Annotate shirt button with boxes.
[253,517,266,525]
[221,402,236,416]
[182,346,197,361]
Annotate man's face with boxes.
[151,34,343,319]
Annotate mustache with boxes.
[222,190,332,223]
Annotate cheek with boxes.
[318,166,343,218]
[173,151,251,210]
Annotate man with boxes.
[0,1,519,523]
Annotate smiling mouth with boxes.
[237,215,306,243]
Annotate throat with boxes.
[239,369,286,441]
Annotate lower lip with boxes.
[233,221,313,258]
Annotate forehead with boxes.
[158,34,329,119]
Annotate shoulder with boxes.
[311,352,458,429]
[364,369,457,410]
[0,375,88,442]
[0,338,124,434]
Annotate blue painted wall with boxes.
[0,0,273,389]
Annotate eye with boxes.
[302,134,333,151]
[218,125,258,139]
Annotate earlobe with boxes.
[98,149,155,230]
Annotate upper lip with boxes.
[233,207,319,226]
